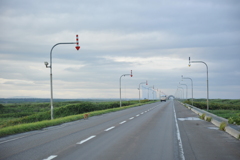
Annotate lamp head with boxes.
[44,62,49,68]
[188,57,191,67]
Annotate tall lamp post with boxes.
[44,35,80,120]
[179,82,188,100]
[120,70,133,107]
[138,80,148,103]
[147,85,154,100]
[178,87,184,100]
[189,57,209,111]
[182,75,193,106]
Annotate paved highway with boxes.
[0,100,239,160]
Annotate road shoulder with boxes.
[174,100,240,160]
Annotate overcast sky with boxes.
[0,0,239,99]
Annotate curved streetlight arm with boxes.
[177,87,184,100]
[179,83,188,99]
[119,73,132,107]
[182,76,193,106]
[45,42,78,120]
[147,85,154,100]
[189,58,209,111]
[49,42,76,68]
[138,81,147,103]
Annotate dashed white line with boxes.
[129,117,134,120]
[141,112,144,114]
[136,114,139,117]
[119,121,126,124]
[105,126,115,131]
[77,135,96,144]
[43,155,57,160]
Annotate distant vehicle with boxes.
[160,95,167,102]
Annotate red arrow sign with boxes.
[76,46,80,50]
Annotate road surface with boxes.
[0,100,239,160]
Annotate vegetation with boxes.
[0,99,156,137]
[184,99,240,125]
[199,113,206,120]
[206,116,212,122]
[219,122,227,131]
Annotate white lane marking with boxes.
[129,117,134,120]
[141,112,144,114]
[120,121,126,124]
[178,117,201,121]
[208,127,219,130]
[77,135,96,144]
[173,102,185,160]
[43,155,57,160]
[0,136,27,145]
[136,114,139,117]
[105,126,115,131]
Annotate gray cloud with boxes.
[0,0,239,99]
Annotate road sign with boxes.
[76,35,80,50]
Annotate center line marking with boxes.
[129,117,134,120]
[120,121,126,124]
[141,112,144,114]
[136,114,139,117]
[43,155,57,160]
[105,126,115,131]
[77,135,96,144]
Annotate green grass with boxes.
[0,100,150,129]
[207,110,240,119]
[206,117,212,122]
[0,100,156,137]
[199,113,206,120]
[219,122,227,131]
[183,99,240,125]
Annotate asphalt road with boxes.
[0,100,239,160]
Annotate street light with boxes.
[138,80,148,103]
[189,57,209,111]
[45,35,80,120]
[177,87,184,100]
[120,70,133,107]
[179,82,188,100]
[182,75,193,106]
[147,85,154,100]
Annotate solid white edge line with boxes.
[77,135,96,144]
[172,102,185,160]
[43,155,57,160]
[104,126,115,131]
[0,136,27,145]
[129,117,134,120]
[120,121,126,124]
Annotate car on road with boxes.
[160,95,167,102]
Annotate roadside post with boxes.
[44,35,80,120]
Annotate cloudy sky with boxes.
[0,0,239,99]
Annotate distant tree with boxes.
[0,104,4,112]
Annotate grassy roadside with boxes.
[0,101,156,137]
[183,99,240,125]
